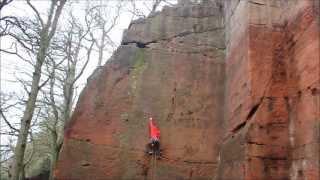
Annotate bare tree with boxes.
[0,93,20,134]
[0,0,67,179]
[2,1,124,178]
[37,11,94,180]
[128,0,174,18]
[1,85,43,179]
[86,2,122,66]
[0,138,15,179]
[0,92,17,179]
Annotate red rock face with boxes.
[55,0,319,179]
[217,0,319,179]
[55,2,226,180]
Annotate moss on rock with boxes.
[130,49,147,95]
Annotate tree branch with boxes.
[72,40,94,84]
[26,0,44,27]
[0,110,19,132]
[0,0,14,11]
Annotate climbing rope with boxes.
[151,153,157,180]
[151,154,156,180]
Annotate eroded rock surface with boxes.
[55,0,319,179]
[217,0,319,179]
[55,1,225,179]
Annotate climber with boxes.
[147,117,161,156]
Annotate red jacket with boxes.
[149,118,160,139]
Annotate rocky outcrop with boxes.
[55,1,226,179]
[55,0,319,179]
[217,0,319,179]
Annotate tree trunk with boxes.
[97,29,106,67]
[49,145,58,180]
[48,58,76,179]
[20,166,25,180]
[11,49,46,180]
[11,1,66,179]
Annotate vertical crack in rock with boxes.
[166,82,177,122]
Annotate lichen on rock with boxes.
[130,48,147,96]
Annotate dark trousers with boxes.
[148,139,160,156]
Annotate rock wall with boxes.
[55,0,319,179]
[217,0,319,179]
[55,1,226,179]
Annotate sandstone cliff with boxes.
[55,0,319,179]
[55,1,226,179]
[217,0,319,179]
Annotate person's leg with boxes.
[151,139,156,153]
[154,140,160,156]
[147,140,154,155]
[148,139,160,156]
